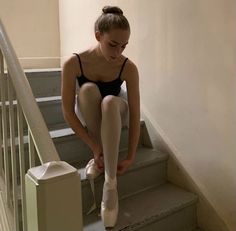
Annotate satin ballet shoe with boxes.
[85,159,103,214]
[101,175,118,228]
[101,198,118,228]
[85,158,101,180]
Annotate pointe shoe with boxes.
[101,175,118,228]
[85,159,102,215]
[101,199,118,228]
[85,158,101,180]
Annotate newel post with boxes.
[25,161,83,231]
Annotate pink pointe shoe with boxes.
[85,158,101,180]
[101,174,118,228]
[85,159,102,214]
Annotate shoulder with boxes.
[122,58,139,82]
[62,51,89,77]
[63,54,79,74]
[126,59,138,74]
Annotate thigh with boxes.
[76,83,102,127]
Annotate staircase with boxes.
[26,68,202,231]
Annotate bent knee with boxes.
[79,83,100,98]
[80,82,98,93]
[101,95,120,113]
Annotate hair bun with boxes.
[102,6,123,15]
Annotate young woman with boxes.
[61,6,140,228]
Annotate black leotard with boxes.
[74,53,128,98]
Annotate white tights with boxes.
[78,82,128,183]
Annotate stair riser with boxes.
[136,205,197,231]
[81,161,167,214]
[3,71,61,99]
[38,100,66,129]
[25,71,61,98]
[0,100,65,135]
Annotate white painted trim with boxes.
[24,68,61,72]
[19,57,60,69]
[0,191,10,231]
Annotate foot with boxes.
[85,158,102,180]
[101,175,118,228]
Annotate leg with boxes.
[78,83,102,144]
[100,95,128,227]
[101,95,128,178]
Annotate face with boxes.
[96,29,130,62]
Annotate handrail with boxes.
[0,18,60,163]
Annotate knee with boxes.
[101,95,119,114]
[79,83,100,98]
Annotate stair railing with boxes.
[0,18,81,231]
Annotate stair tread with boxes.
[36,95,61,102]
[83,183,198,231]
[24,68,61,73]
[72,147,168,181]
[49,127,74,138]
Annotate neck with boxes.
[88,44,101,56]
[90,44,123,64]
[93,44,112,63]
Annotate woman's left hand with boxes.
[117,158,134,175]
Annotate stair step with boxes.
[83,183,198,231]
[25,69,61,98]
[73,147,168,214]
[52,121,146,164]
[1,96,66,135]
[37,96,67,130]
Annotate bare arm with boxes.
[117,61,140,174]
[126,62,140,161]
[61,56,103,168]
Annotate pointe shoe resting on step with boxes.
[101,174,119,228]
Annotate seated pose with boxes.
[61,5,140,228]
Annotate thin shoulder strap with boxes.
[73,53,84,75]
[118,58,128,79]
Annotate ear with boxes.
[95,31,102,42]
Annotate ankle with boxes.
[104,173,117,189]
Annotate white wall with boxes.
[131,1,236,230]
[0,0,60,68]
[59,0,119,65]
[59,0,236,230]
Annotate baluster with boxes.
[17,101,27,231]
[28,129,36,168]
[8,73,20,231]
[0,53,10,205]
[0,50,3,176]
[0,99,2,177]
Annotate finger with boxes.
[94,159,103,171]
[97,162,103,170]
[117,166,125,175]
